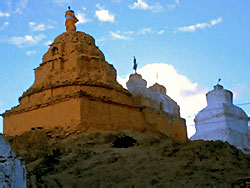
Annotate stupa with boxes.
[1,9,187,140]
[0,135,26,187]
[191,84,249,152]
[126,73,180,116]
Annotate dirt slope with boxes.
[7,127,250,188]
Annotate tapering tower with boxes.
[191,84,248,152]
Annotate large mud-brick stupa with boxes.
[2,11,187,139]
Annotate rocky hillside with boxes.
[6,127,250,187]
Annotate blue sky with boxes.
[0,0,249,137]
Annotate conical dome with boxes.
[42,31,105,63]
[21,31,123,99]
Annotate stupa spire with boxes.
[65,6,79,31]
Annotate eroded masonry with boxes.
[2,31,187,139]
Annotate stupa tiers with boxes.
[2,10,187,139]
[191,84,249,152]
[2,31,186,139]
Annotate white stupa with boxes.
[191,84,249,153]
[126,73,180,116]
[0,134,26,187]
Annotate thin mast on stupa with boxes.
[133,56,138,74]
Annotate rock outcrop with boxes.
[191,84,249,153]
[7,129,250,187]
[2,31,187,140]
[0,134,26,187]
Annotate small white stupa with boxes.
[191,84,249,153]
[126,73,180,116]
[0,134,26,187]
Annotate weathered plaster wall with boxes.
[4,99,81,136]
[79,96,186,139]
[4,93,187,140]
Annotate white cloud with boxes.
[124,31,134,34]
[137,28,153,35]
[137,28,164,35]
[9,34,46,47]
[167,0,180,10]
[129,0,163,13]
[129,0,151,10]
[117,63,207,138]
[0,22,9,30]
[211,17,222,25]
[76,7,90,24]
[108,28,164,41]
[52,0,71,6]
[15,0,28,14]
[0,11,10,17]
[43,40,53,46]
[176,17,223,33]
[110,31,132,40]
[157,30,164,35]
[95,4,115,23]
[25,50,36,56]
[29,22,45,31]
[76,10,91,24]
[46,25,55,29]
[28,22,54,31]
[96,37,107,43]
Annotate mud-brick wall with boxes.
[4,96,187,140]
[4,98,81,136]
[79,97,187,140]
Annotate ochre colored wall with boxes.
[79,97,151,133]
[78,97,186,139]
[4,96,187,140]
[4,99,81,136]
